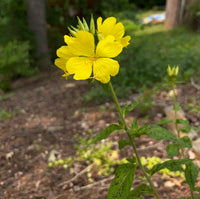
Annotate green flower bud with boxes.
[68,27,77,37]
[90,14,95,35]
[82,17,89,31]
[167,65,179,81]
[77,16,89,31]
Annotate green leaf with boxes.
[194,186,200,193]
[118,120,124,129]
[128,184,153,199]
[89,124,122,144]
[166,143,179,158]
[118,140,130,149]
[148,159,193,176]
[176,119,191,133]
[108,164,137,199]
[185,162,199,190]
[126,157,136,164]
[174,102,181,111]
[131,118,138,130]
[178,136,192,148]
[121,102,138,117]
[145,125,178,142]
[156,119,173,125]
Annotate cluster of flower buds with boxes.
[167,65,179,81]
[68,15,95,36]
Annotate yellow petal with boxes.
[111,22,124,40]
[66,57,93,80]
[56,46,74,59]
[120,35,131,47]
[93,58,119,83]
[67,31,95,57]
[97,17,116,39]
[64,35,75,45]
[96,35,122,58]
[54,58,67,72]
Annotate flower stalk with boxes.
[108,82,160,199]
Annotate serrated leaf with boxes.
[185,162,199,190]
[118,140,130,149]
[178,136,192,148]
[148,159,193,176]
[166,143,179,158]
[121,102,138,117]
[128,184,153,199]
[144,125,178,142]
[156,119,173,125]
[108,164,137,199]
[89,124,122,144]
[176,119,191,133]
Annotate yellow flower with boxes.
[97,17,131,47]
[55,30,123,83]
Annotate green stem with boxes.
[173,83,194,199]
[172,84,185,159]
[109,82,160,199]
[190,188,195,199]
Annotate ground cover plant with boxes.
[53,15,200,199]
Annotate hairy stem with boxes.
[109,82,160,199]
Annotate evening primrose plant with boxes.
[54,16,200,199]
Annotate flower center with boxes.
[90,55,98,62]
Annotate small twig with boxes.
[58,163,94,187]
[74,175,114,192]
[191,77,200,90]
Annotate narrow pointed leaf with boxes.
[108,164,137,199]
[89,124,122,144]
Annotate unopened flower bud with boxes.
[77,16,89,31]
[90,14,95,35]
[167,65,179,80]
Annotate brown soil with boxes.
[0,68,200,199]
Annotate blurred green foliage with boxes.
[0,0,36,91]
[187,0,200,31]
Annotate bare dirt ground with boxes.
[0,68,200,199]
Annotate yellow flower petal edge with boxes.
[97,17,131,47]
